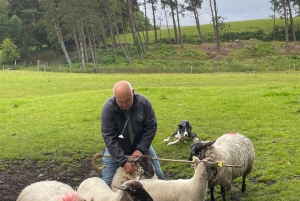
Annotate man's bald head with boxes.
[113,81,134,110]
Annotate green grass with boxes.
[1,71,300,200]
[116,17,300,44]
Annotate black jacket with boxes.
[101,93,157,166]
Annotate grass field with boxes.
[1,71,300,200]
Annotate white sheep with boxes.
[189,132,255,201]
[77,176,153,201]
[137,157,221,201]
[16,180,84,201]
[92,153,157,192]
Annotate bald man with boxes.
[101,81,164,187]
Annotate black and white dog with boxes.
[163,120,198,146]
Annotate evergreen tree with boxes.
[0,38,20,64]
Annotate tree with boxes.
[286,0,296,42]
[0,38,20,64]
[281,0,289,48]
[39,0,73,68]
[147,0,158,43]
[9,0,44,60]
[162,0,179,44]
[0,0,22,47]
[218,16,230,42]
[174,0,184,49]
[209,0,220,51]
[185,0,204,44]
[269,0,282,41]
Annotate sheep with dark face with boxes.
[77,177,153,201]
[92,153,157,192]
[16,180,85,201]
[189,132,255,201]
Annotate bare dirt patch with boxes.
[2,157,246,201]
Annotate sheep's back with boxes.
[139,178,205,201]
[16,180,76,201]
[206,133,254,188]
[139,163,209,201]
[77,177,114,201]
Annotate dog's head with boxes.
[178,120,192,138]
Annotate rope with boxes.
[91,153,242,171]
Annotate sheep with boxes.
[137,157,221,201]
[92,153,157,192]
[189,132,255,201]
[77,176,153,201]
[16,180,85,201]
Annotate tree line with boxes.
[0,0,299,67]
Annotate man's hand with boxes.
[123,161,137,173]
[131,150,143,158]
[123,150,143,173]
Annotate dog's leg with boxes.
[167,138,180,146]
[163,131,177,142]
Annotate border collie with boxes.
[163,120,198,146]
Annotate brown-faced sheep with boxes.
[92,153,157,192]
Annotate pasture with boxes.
[1,71,300,200]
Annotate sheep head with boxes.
[116,179,153,201]
[128,155,155,179]
[193,157,220,180]
[189,140,216,161]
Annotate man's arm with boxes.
[101,101,128,167]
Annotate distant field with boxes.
[121,17,300,44]
[1,71,300,200]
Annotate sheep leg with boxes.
[210,186,215,201]
[221,186,226,201]
[241,173,247,192]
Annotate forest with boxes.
[1,0,300,70]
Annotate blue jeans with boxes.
[102,145,164,187]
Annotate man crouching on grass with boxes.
[100,80,164,187]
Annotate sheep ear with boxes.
[193,137,200,143]
[115,185,127,191]
[203,140,216,147]
[192,156,200,162]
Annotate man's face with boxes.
[115,89,134,110]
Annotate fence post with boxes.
[37,60,39,70]
[294,63,296,71]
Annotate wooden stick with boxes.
[101,154,242,168]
